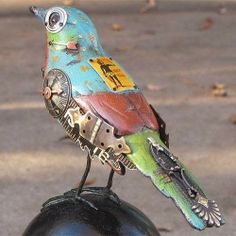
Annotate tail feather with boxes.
[125,129,224,230]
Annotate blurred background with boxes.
[0,0,235,235]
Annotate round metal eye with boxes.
[45,7,67,33]
[49,12,60,27]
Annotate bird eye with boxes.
[45,7,67,33]
[49,12,60,27]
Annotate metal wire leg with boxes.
[76,154,91,197]
[106,169,114,189]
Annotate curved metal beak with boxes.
[29,6,46,22]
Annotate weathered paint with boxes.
[74,92,159,136]
[31,6,224,230]
[125,129,207,230]
[44,7,139,96]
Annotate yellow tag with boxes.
[89,57,135,92]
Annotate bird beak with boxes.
[29,6,46,22]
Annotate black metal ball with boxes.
[23,192,160,236]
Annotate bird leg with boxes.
[41,154,94,209]
[106,169,115,189]
[43,157,120,209]
[76,154,91,197]
[82,168,121,205]
[74,154,100,209]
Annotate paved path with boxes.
[0,2,235,235]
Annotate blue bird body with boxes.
[45,8,138,96]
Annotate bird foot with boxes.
[42,189,98,211]
[80,186,121,205]
[42,195,68,209]
[74,195,98,210]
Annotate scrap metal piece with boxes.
[58,99,80,142]
[89,57,136,92]
[65,107,131,155]
[192,197,222,227]
[62,105,135,174]
[43,69,71,118]
[150,105,169,148]
[105,148,137,171]
[148,137,223,227]
[148,138,178,171]
[148,138,198,199]
[75,92,159,136]
[77,136,128,175]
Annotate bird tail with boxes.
[125,129,225,230]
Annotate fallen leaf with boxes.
[218,4,227,15]
[85,178,97,186]
[113,47,130,53]
[211,82,227,97]
[146,83,161,91]
[112,23,124,31]
[212,83,225,90]
[230,115,236,124]
[75,178,97,188]
[200,17,214,31]
[140,0,157,13]
[157,227,172,232]
[63,0,74,5]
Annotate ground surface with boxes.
[0,1,235,236]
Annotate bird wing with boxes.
[74,91,159,136]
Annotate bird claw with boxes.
[42,189,98,211]
[42,195,68,209]
[68,186,121,205]
[63,188,99,209]
[74,195,98,210]
[81,186,121,205]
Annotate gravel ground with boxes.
[0,1,235,235]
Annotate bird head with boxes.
[29,6,103,61]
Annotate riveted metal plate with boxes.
[59,101,134,174]
[65,108,131,155]
[43,69,71,118]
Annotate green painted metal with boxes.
[125,129,207,230]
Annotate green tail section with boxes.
[125,129,224,230]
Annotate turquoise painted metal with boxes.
[30,6,225,231]
[38,7,139,96]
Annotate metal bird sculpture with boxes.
[30,6,224,230]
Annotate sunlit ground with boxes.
[0,1,235,235]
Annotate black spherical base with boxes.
[23,190,160,236]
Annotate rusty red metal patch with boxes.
[74,92,159,136]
